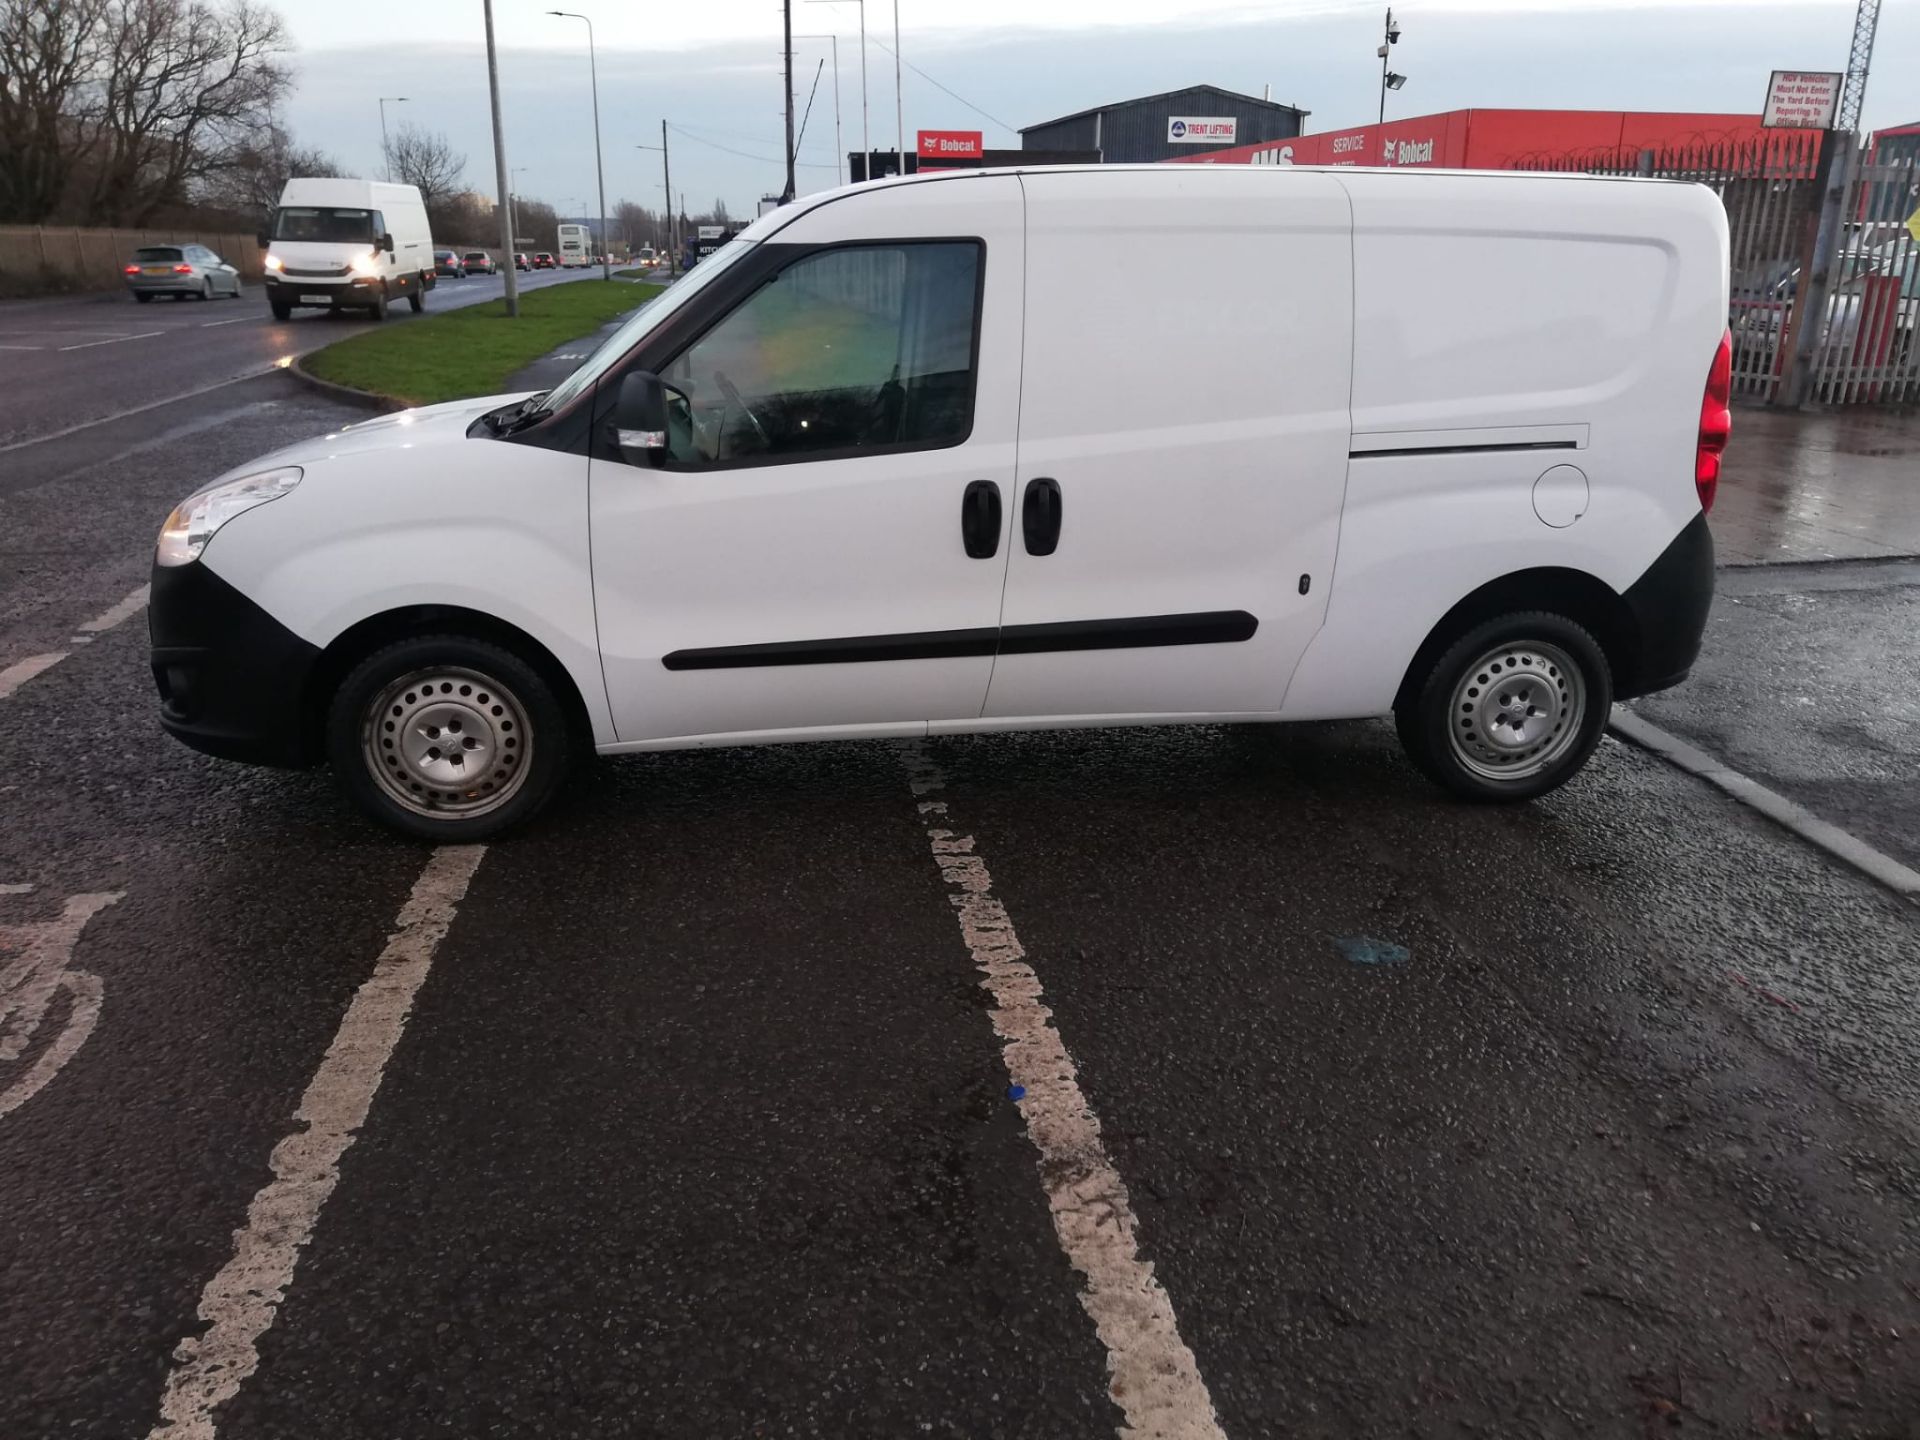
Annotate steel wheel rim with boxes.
[362,666,533,819]
[1446,640,1587,782]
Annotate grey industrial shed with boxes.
[1019,85,1308,164]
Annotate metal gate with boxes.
[1807,146,1919,405]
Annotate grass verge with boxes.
[300,279,661,408]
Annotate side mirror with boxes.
[256,231,269,248]
[609,371,668,462]
[380,232,395,254]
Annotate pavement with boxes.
[3,332,1920,1439]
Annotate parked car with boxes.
[514,252,531,271]
[463,250,498,275]
[434,250,466,277]
[531,252,557,269]
[261,177,434,321]
[123,245,243,302]
[148,166,1727,840]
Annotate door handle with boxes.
[961,479,1001,559]
[1022,477,1062,556]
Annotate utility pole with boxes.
[783,0,797,202]
[378,96,409,182]
[805,0,865,180]
[892,0,903,170]
[637,128,674,274]
[1838,0,1882,131]
[548,10,610,281]
[480,9,517,316]
[1377,8,1405,125]
[796,35,842,184]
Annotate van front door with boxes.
[975,168,1353,725]
[589,198,1022,745]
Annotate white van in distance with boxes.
[151,166,1729,839]
[261,178,435,321]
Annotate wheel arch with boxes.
[1393,567,1638,713]
[305,605,596,760]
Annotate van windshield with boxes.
[271,207,376,243]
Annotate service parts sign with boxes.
[1168,117,1238,144]
[918,129,984,159]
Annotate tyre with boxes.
[134,291,153,303]
[326,634,573,841]
[270,295,292,320]
[1394,611,1612,803]
[230,278,243,298]
[200,278,213,300]
[366,284,388,321]
[408,279,424,313]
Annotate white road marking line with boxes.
[199,318,247,328]
[0,884,36,895]
[1611,707,1920,904]
[898,742,1228,1440]
[57,330,165,352]
[147,845,485,1440]
[0,585,152,702]
[0,344,45,350]
[76,583,151,634]
[0,891,124,1121]
[0,654,67,700]
[0,368,277,457]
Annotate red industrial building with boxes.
[1168,108,1791,171]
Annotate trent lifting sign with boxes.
[1168,117,1237,144]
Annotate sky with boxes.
[277,0,1916,223]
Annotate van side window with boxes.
[660,241,981,468]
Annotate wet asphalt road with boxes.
[0,266,599,450]
[3,374,1920,1438]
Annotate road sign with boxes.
[1167,117,1237,144]
[1762,71,1842,129]
[917,130,983,160]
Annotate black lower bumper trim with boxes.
[150,561,322,767]
[1617,510,1714,700]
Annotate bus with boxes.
[556,223,591,268]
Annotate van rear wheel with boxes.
[327,634,573,841]
[1395,611,1611,802]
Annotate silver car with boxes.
[124,244,244,302]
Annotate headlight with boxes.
[156,467,302,567]
[264,254,283,272]
[348,249,381,276]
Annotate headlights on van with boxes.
[348,249,381,276]
[156,466,302,567]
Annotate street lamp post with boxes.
[481,3,518,315]
[892,0,902,168]
[637,128,674,273]
[378,96,409,180]
[548,10,611,281]
[509,166,529,247]
[805,0,865,179]
[795,34,843,184]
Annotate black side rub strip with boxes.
[1350,440,1578,460]
[661,610,1259,671]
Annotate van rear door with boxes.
[975,168,1353,723]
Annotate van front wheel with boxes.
[326,634,573,840]
[1395,611,1612,802]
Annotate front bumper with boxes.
[264,275,401,309]
[1617,510,1715,699]
[150,560,323,768]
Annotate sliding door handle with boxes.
[1022,477,1062,556]
[961,479,1002,559]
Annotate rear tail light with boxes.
[1696,329,1732,514]
[124,264,140,274]
[173,263,193,274]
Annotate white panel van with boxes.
[150,166,1729,838]
[261,178,435,321]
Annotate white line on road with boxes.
[199,318,247,328]
[0,368,277,457]
[1611,707,1920,904]
[0,585,153,702]
[0,891,123,1121]
[57,330,164,352]
[0,654,67,701]
[0,344,45,350]
[899,742,1228,1440]
[147,845,486,1440]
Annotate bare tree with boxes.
[385,121,464,208]
[613,198,662,251]
[710,196,730,227]
[193,119,340,220]
[0,0,111,222]
[81,0,291,224]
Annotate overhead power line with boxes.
[667,124,837,169]
[811,2,1018,137]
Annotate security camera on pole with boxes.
[1377,8,1406,126]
